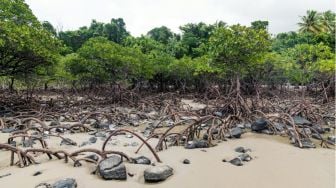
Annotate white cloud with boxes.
[25,0,334,36]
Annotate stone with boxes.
[202,133,209,140]
[49,121,60,127]
[251,119,268,132]
[327,136,336,144]
[274,122,285,132]
[1,127,15,133]
[131,142,139,147]
[97,156,127,180]
[261,129,274,135]
[185,140,209,149]
[132,156,151,165]
[109,124,116,131]
[22,139,35,147]
[130,114,140,120]
[234,147,246,153]
[33,171,42,176]
[183,159,190,164]
[230,127,242,138]
[9,140,16,147]
[144,165,173,182]
[214,111,223,117]
[79,141,89,147]
[0,173,11,179]
[293,116,311,125]
[52,178,77,188]
[303,128,312,135]
[95,132,106,137]
[89,137,97,143]
[294,138,315,148]
[125,134,133,138]
[60,138,76,146]
[238,153,252,161]
[311,133,322,140]
[229,158,243,166]
[85,154,99,162]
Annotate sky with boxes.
[25,0,334,36]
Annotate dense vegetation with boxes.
[0,0,335,101]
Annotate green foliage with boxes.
[58,18,129,52]
[208,25,271,77]
[251,20,269,30]
[147,26,174,44]
[0,0,61,77]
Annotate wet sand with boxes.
[0,132,335,188]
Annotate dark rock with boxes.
[294,138,316,148]
[229,158,243,166]
[327,136,336,144]
[144,165,173,182]
[293,116,311,125]
[125,134,133,138]
[89,137,97,143]
[185,140,209,149]
[230,127,242,138]
[97,156,127,180]
[261,129,274,135]
[9,140,16,147]
[128,172,134,177]
[210,129,219,135]
[60,138,77,146]
[234,147,246,153]
[274,122,285,132]
[202,133,209,140]
[251,119,268,132]
[33,171,42,176]
[52,178,77,188]
[79,141,89,147]
[222,159,227,162]
[238,153,252,161]
[183,159,190,164]
[22,139,35,147]
[0,173,11,179]
[1,127,15,133]
[214,111,223,117]
[85,154,99,162]
[132,156,151,165]
[55,128,64,133]
[323,127,331,132]
[49,121,60,127]
[95,132,106,137]
[302,128,312,135]
[98,123,109,129]
[311,134,322,140]
[131,142,139,147]
[312,125,324,134]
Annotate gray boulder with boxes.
[251,119,268,132]
[185,140,209,149]
[132,156,151,165]
[52,178,77,188]
[144,165,173,182]
[97,156,127,180]
[89,137,97,143]
[230,127,242,138]
[293,116,311,125]
[238,153,252,161]
[327,136,336,144]
[229,158,243,166]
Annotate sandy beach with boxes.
[0,132,334,188]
